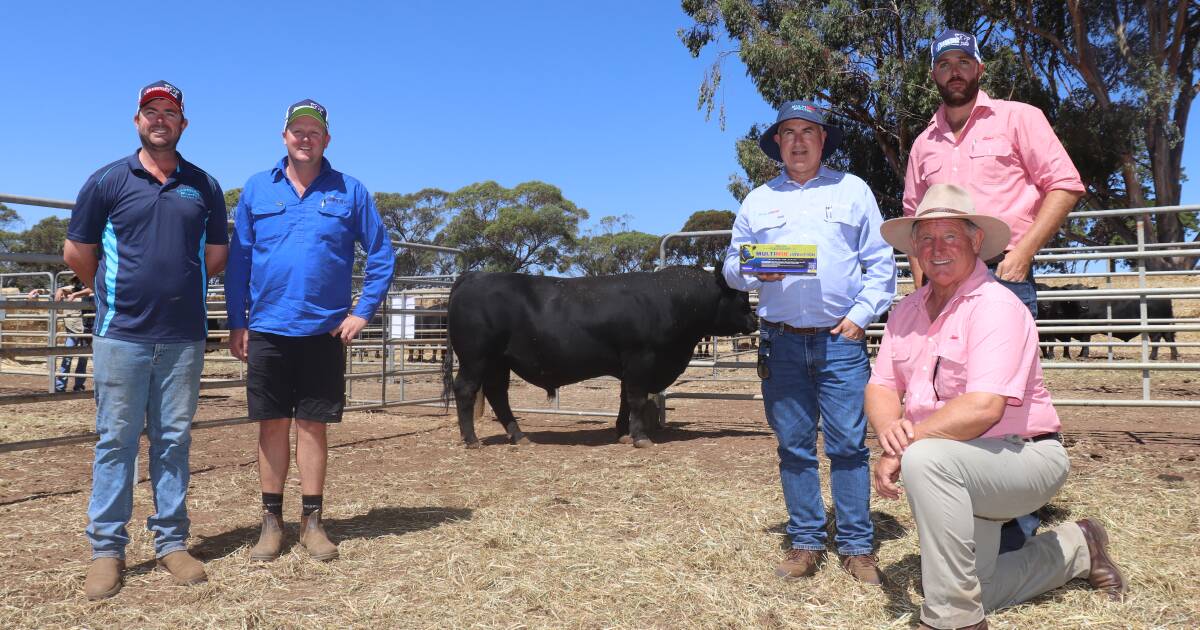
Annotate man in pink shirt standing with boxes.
[905,27,1086,552]
[903,29,1084,312]
[866,184,1124,630]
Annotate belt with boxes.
[984,250,1010,266]
[762,320,830,336]
[1024,432,1061,443]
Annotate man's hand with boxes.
[754,272,786,282]
[873,454,903,500]
[994,250,1032,283]
[830,317,865,341]
[26,289,44,300]
[330,315,369,346]
[229,328,249,362]
[877,418,916,456]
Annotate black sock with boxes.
[301,494,323,517]
[262,492,283,517]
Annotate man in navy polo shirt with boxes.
[225,99,394,562]
[64,80,228,600]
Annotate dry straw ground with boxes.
[0,272,1196,628]
[0,378,1198,629]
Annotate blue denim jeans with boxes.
[987,266,1037,319]
[56,336,90,392]
[760,326,874,555]
[86,336,205,559]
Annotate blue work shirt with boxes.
[66,150,228,343]
[225,157,394,336]
[722,167,896,329]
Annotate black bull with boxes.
[441,267,757,448]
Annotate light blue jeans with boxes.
[760,326,874,555]
[86,336,205,559]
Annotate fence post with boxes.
[1137,214,1150,400]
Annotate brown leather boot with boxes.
[840,553,883,586]
[300,509,338,561]
[774,548,823,580]
[157,550,207,585]
[249,512,285,561]
[1077,518,1127,601]
[84,557,125,600]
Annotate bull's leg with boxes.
[1077,336,1091,359]
[616,382,632,444]
[1169,333,1180,361]
[623,385,654,449]
[453,364,486,449]
[483,366,529,445]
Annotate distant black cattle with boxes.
[1077,297,1179,360]
[1035,283,1093,359]
[441,267,757,448]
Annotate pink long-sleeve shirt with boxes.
[869,260,1061,438]
[903,91,1085,251]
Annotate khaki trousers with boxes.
[901,436,1091,629]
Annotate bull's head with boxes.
[711,269,757,336]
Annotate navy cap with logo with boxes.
[930,29,982,67]
[758,100,844,162]
[138,80,184,112]
[285,99,329,129]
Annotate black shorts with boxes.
[247,330,346,423]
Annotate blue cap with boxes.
[758,100,843,162]
[930,29,982,67]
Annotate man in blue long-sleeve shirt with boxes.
[225,99,394,562]
[722,101,896,585]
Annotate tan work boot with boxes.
[84,557,125,600]
[840,553,884,586]
[774,548,823,580]
[300,509,338,561]
[249,512,285,561]
[157,550,207,585]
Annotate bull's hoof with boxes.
[633,438,654,449]
[511,434,532,446]
[464,440,482,450]
[617,435,633,445]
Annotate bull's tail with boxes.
[441,326,455,410]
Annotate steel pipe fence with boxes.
[654,205,1200,413]
[0,195,1197,454]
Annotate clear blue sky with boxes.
[2,1,1196,239]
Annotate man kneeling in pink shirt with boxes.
[865,184,1124,630]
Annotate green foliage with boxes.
[682,0,1199,268]
[224,187,242,211]
[570,216,660,276]
[438,181,589,273]
[668,209,736,268]
[0,203,21,255]
[375,188,453,277]
[10,216,70,278]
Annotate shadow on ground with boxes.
[127,505,472,572]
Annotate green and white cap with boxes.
[285,99,328,129]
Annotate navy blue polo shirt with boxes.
[67,150,228,343]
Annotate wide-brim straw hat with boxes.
[880,183,1010,261]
